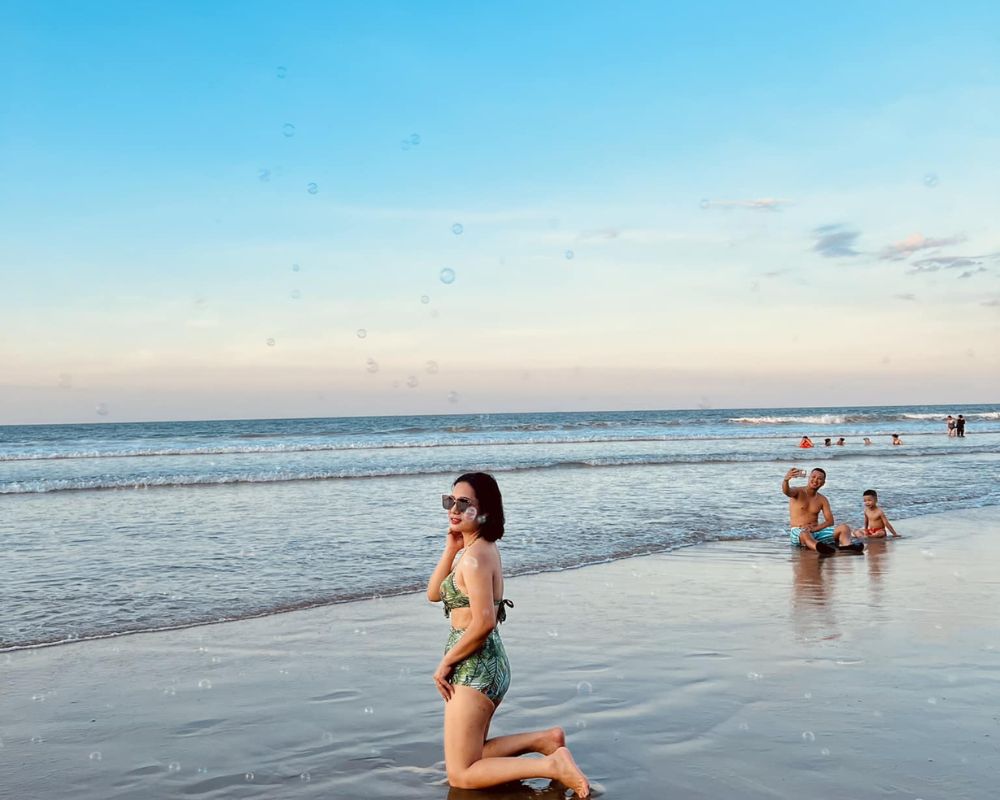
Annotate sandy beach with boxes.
[4,506,999,799]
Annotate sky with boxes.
[2,1,999,424]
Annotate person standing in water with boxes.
[426,472,589,797]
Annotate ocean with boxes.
[3,404,998,651]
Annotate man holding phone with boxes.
[782,467,860,554]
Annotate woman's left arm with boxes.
[433,555,497,700]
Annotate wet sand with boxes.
[4,507,999,799]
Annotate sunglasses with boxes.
[441,494,477,514]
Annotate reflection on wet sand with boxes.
[448,780,568,800]
[791,552,840,641]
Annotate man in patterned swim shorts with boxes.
[782,466,860,554]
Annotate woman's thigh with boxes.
[444,686,497,769]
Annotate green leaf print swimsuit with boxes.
[440,557,514,704]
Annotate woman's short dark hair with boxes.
[454,472,505,542]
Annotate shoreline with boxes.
[4,506,999,799]
[6,499,1000,654]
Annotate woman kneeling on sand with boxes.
[426,472,590,797]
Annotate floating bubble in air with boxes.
[406,375,419,388]
[747,672,763,681]
[738,721,750,731]
[266,338,276,347]
[292,263,300,272]
[95,403,109,417]
[820,748,830,756]
[276,66,287,79]
[89,751,102,761]
[400,140,411,151]
[420,295,430,304]
[365,358,379,374]
[801,731,815,742]
[258,169,271,182]
[923,173,939,188]
[168,762,181,773]
[364,706,374,715]
[307,182,318,194]
[409,133,421,145]
[564,249,574,260]
[290,289,301,300]
[447,390,459,403]
[245,772,255,782]
[282,123,296,138]
[699,198,711,209]
[576,681,593,695]
[452,223,464,235]
[197,679,212,689]
[356,329,367,339]
[425,360,439,374]
[439,268,456,284]
[300,772,311,782]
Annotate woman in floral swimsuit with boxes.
[426,472,589,796]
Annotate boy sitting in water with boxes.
[853,490,901,538]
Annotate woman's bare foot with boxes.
[549,746,589,798]
[537,726,566,755]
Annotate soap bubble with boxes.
[547,629,559,638]
[276,66,287,79]
[356,328,367,339]
[804,691,812,700]
[409,133,421,145]
[447,391,459,403]
[699,198,711,209]
[923,173,939,188]
[738,721,750,731]
[425,360,439,374]
[282,123,296,138]
[747,672,763,681]
[364,706,374,715]
[575,719,587,730]
[927,697,938,705]
[322,732,335,744]
[89,751,103,761]
[292,263,300,272]
[307,182,318,194]
[400,140,411,151]
[801,731,815,742]
[439,268,456,284]
[365,358,379,374]
[168,762,181,773]
[420,295,430,304]
[564,249,574,260]
[266,338,276,347]
[406,375,419,388]
[290,289,301,300]
[820,748,830,756]
[452,223,464,235]
[576,681,593,695]
[258,169,270,182]
[163,687,176,696]
[95,403,109,417]
[245,772,255,782]
[300,772,311,782]
[197,679,212,689]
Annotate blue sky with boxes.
[2,1,999,423]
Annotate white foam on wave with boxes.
[729,414,848,425]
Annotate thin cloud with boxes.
[702,197,793,212]
[879,233,965,261]
[981,298,1000,307]
[576,228,621,241]
[812,224,862,258]
[958,267,988,279]
[893,293,917,301]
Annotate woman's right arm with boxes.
[427,531,463,602]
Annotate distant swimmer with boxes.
[852,489,901,538]
[799,436,814,449]
[947,415,956,437]
[835,437,846,446]
[891,433,903,446]
[782,467,861,555]
[824,438,832,446]
[863,437,872,446]
[956,414,966,438]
